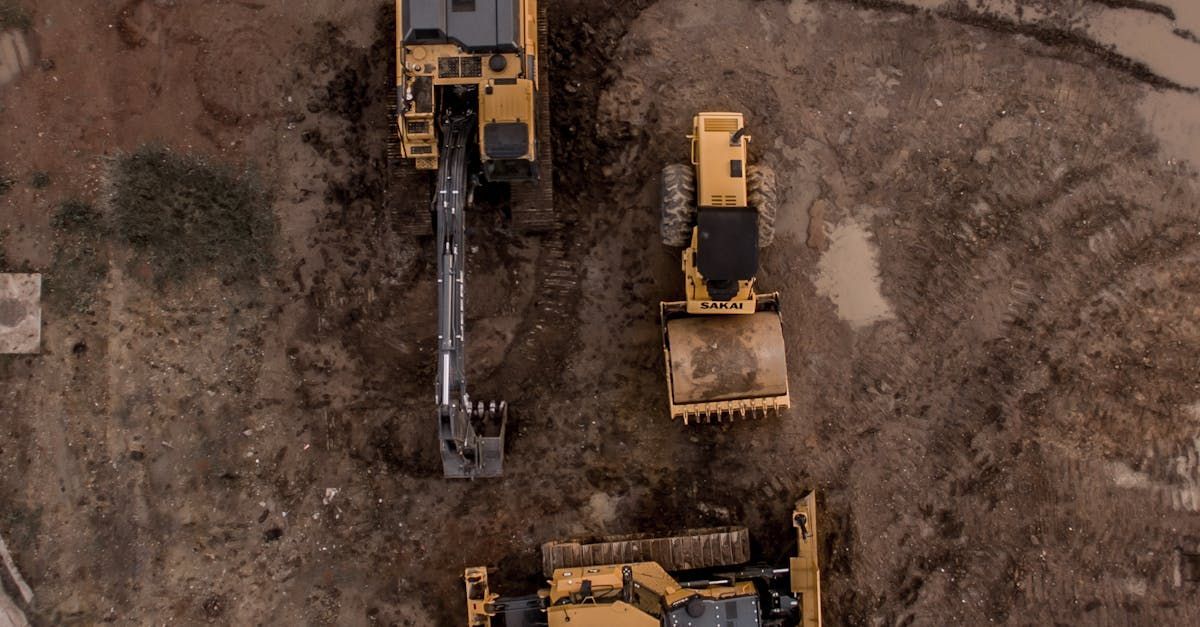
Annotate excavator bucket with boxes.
[661,292,790,423]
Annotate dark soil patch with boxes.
[0,1,30,31]
[52,199,103,233]
[110,146,277,284]
[45,200,107,314]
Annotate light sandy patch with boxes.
[0,274,40,354]
[787,0,821,33]
[584,492,622,529]
[815,220,894,329]
[1138,90,1200,170]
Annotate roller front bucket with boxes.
[661,294,790,423]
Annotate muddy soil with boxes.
[2,0,1200,625]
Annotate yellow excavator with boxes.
[659,112,789,424]
[392,0,554,478]
[465,493,822,626]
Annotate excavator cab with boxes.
[397,0,541,181]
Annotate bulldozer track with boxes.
[541,526,750,577]
[509,5,557,233]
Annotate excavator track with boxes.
[541,526,750,577]
[386,100,434,237]
[509,4,556,233]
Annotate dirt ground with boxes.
[2,0,1200,624]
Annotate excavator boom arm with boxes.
[434,114,506,479]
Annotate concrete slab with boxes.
[0,30,34,88]
[0,274,41,354]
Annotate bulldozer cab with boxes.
[397,0,540,180]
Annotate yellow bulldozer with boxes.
[465,493,822,627]
[659,112,789,424]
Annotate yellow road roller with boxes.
[659,112,789,424]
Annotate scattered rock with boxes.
[202,595,225,619]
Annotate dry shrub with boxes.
[110,147,276,284]
[0,2,31,31]
[46,200,107,313]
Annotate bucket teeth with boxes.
[468,400,505,421]
[680,402,785,425]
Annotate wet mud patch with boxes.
[0,297,24,325]
[0,2,30,32]
[44,201,107,314]
[830,0,1200,91]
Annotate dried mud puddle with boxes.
[815,219,894,329]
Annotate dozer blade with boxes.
[541,527,750,578]
[791,492,822,627]
[661,293,790,424]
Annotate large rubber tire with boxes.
[748,164,778,248]
[660,164,697,247]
